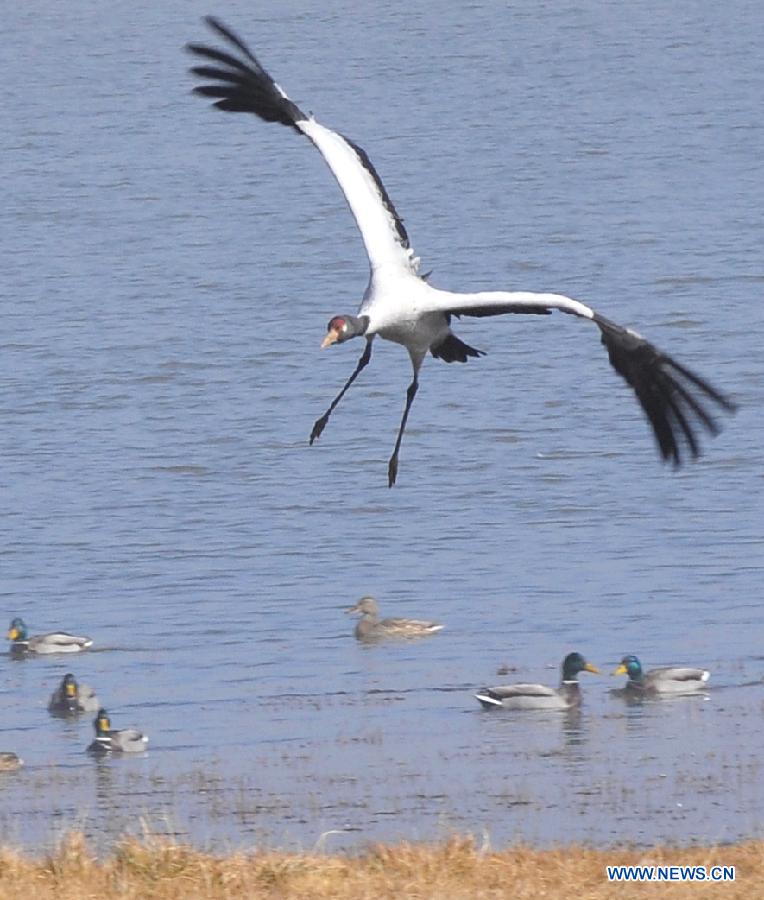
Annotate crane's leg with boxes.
[310,339,373,445]
[387,375,419,488]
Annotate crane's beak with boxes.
[583,662,600,674]
[321,328,341,349]
[612,663,628,676]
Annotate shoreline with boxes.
[0,833,760,898]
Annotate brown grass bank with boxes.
[0,834,760,899]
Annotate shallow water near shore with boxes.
[2,0,763,853]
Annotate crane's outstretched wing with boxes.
[421,288,736,465]
[187,17,419,276]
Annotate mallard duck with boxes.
[475,652,600,710]
[87,709,148,754]
[7,618,92,656]
[613,654,710,695]
[48,673,100,715]
[0,752,24,772]
[346,596,444,641]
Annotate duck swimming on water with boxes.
[0,753,23,772]
[346,596,444,641]
[7,618,92,656]
[48,673,100,715]
[87,709,148,754]
[612,654,710,696]
[475,652,600,710]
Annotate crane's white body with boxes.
[298,115,599,367]
[362,282,597,367]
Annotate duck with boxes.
[48,673,100,715]
[87,709,148,754]
[346,596,444,641]
[7,618,92,656]
[475,652,600,710]
[0,752,24,772]
[612,654,710,695]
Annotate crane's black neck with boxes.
[348,315,370,338]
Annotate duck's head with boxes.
[61,673,79,699]
[94,708,111,736]
[346,596,379,617]
[562,652,600,682]
[613,654,643,682]
[7,618,27,642]
[320,315,369,348]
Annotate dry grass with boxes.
[0,833,760,899]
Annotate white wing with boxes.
[419,287,736,466]
[418,288,596,321]
[296,120,418,275]
[189,17,418,276]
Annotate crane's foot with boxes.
[310,414,329,445]
[387,454,399,488]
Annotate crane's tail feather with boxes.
[431,334,485,363]
[187,17,304,128]
[594,314,736,465]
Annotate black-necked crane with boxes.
[188,17,735,487]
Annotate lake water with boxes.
[1,0,763,853]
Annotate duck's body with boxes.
[48,673,100,715]
[613,655,710,695]
[475,652,599,710]
[347,596,444,641]
[7,618,92,656]
[0,752,23,772]
[87,709,148,754]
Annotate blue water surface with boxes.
[1,0,762,852]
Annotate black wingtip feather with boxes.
[203,16,259,65]
[594,314,735,465]
[188,18,305,130]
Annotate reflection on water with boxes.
[2,0,763,853]
[611,687,711,708]
[559,708,586,753]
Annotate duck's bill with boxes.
[320,329,340,349]
[345,605,361,615]
[584,662,600,674]
[612,664,628,676]
[7,629,18,640]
